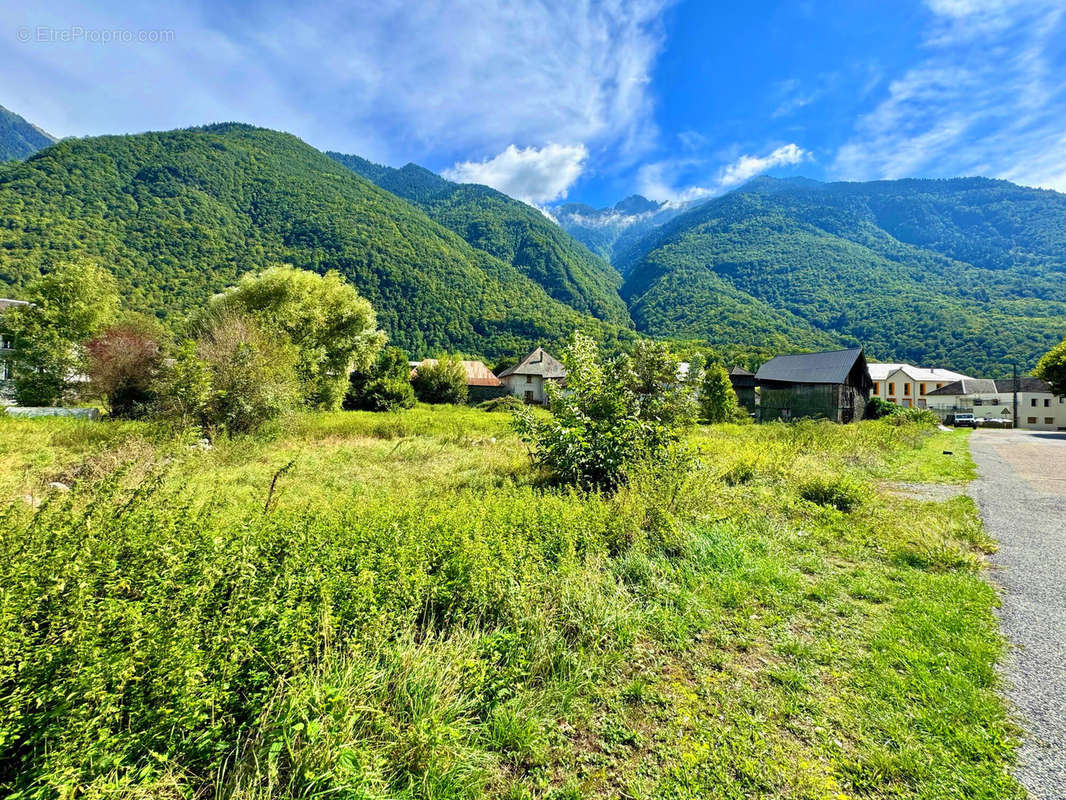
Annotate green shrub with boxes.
[799,476,866,512]
[698,361,744,423]
[477,395,524,413]
[344,346,416,411]
[196,266,384,410]
[195,312,299,433]
[513,334,695,491]
[864,396,901,420]
[883,407,940,427]
[412,355,469,405]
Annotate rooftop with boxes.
[756,347,869,386]
[498,347,566,379]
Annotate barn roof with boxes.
[498,347,566,379]
[756,347,869,386]
[413,358,502,387]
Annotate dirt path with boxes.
[969,429,1066,799]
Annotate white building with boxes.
[497,347,566,405]
[927,377,1066,431]
[867,363,973,409]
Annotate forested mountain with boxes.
[0,124,631,359]
[0,105,56,161]
[554,195,690,265]
[327,152,631,326]
[618,176,1066,375]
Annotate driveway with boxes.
[969,429,1066,798]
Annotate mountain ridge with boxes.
[0,123,629,360]
[0,105,57,161]
[616,175,1066,375]
[327,152,631,327]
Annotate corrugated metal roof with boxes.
[755,347,867,385]
[498,347,566,379]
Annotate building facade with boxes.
[867,363,972,409]
[927,377,1066,431]
[756,347,873,423]
[497,347,566,405]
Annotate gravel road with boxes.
[969,429,1066,799]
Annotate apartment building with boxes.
[867,363,973,409]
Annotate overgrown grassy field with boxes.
[0,408,1019,799]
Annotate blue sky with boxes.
[2,0,1065,208]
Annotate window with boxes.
[1046,418,1055,425]
[873,383,880,395]
[1044,398,1051,407]
[525,375,532,384]
[888,383,895,396]
[1028,417,1038,424]
[920,383,927,395]
[904,384,911,395]
[974,398,983,406]
[1031,398,1038,407]
[936,383,943,389]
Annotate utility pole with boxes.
[1012,362,1019,430]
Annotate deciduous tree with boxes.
[199,266,384,410]
[5,261,119,406]
[1036,336,1066,397]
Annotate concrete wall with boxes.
[5,406,101,420]
[501,374,547,404]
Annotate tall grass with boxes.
[0,411,1015,798]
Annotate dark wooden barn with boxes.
[727,366,757,412]
[755,347,873,423]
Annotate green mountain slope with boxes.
[327,153,631,326]
[554,195,690,266]
[0,124,624,359]
[0,105,56,161]
[620,177,1066,375]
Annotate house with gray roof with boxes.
[928,377,1066,430]
[497,347,566,405]
[755,347,872,423]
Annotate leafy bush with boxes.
[698,361,744,423]
[799,476,866,512]
[344,346,416,411]
[513,333,695,490]
[864,396,901,420]
[477,395,524,413]
[4,260,119,406]
[195,312,299,433]
[196,266,384,410]
[887,407,941,427]
[85,314,166,418]
[412,355,469,404]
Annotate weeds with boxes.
[0,410,1018,799]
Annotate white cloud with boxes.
[832,1,1066,190]
[0,0,671,167]
[718,144,811,189]
[638,144,811,202]
[444,143,588,205]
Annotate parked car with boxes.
[953,412,977,428]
